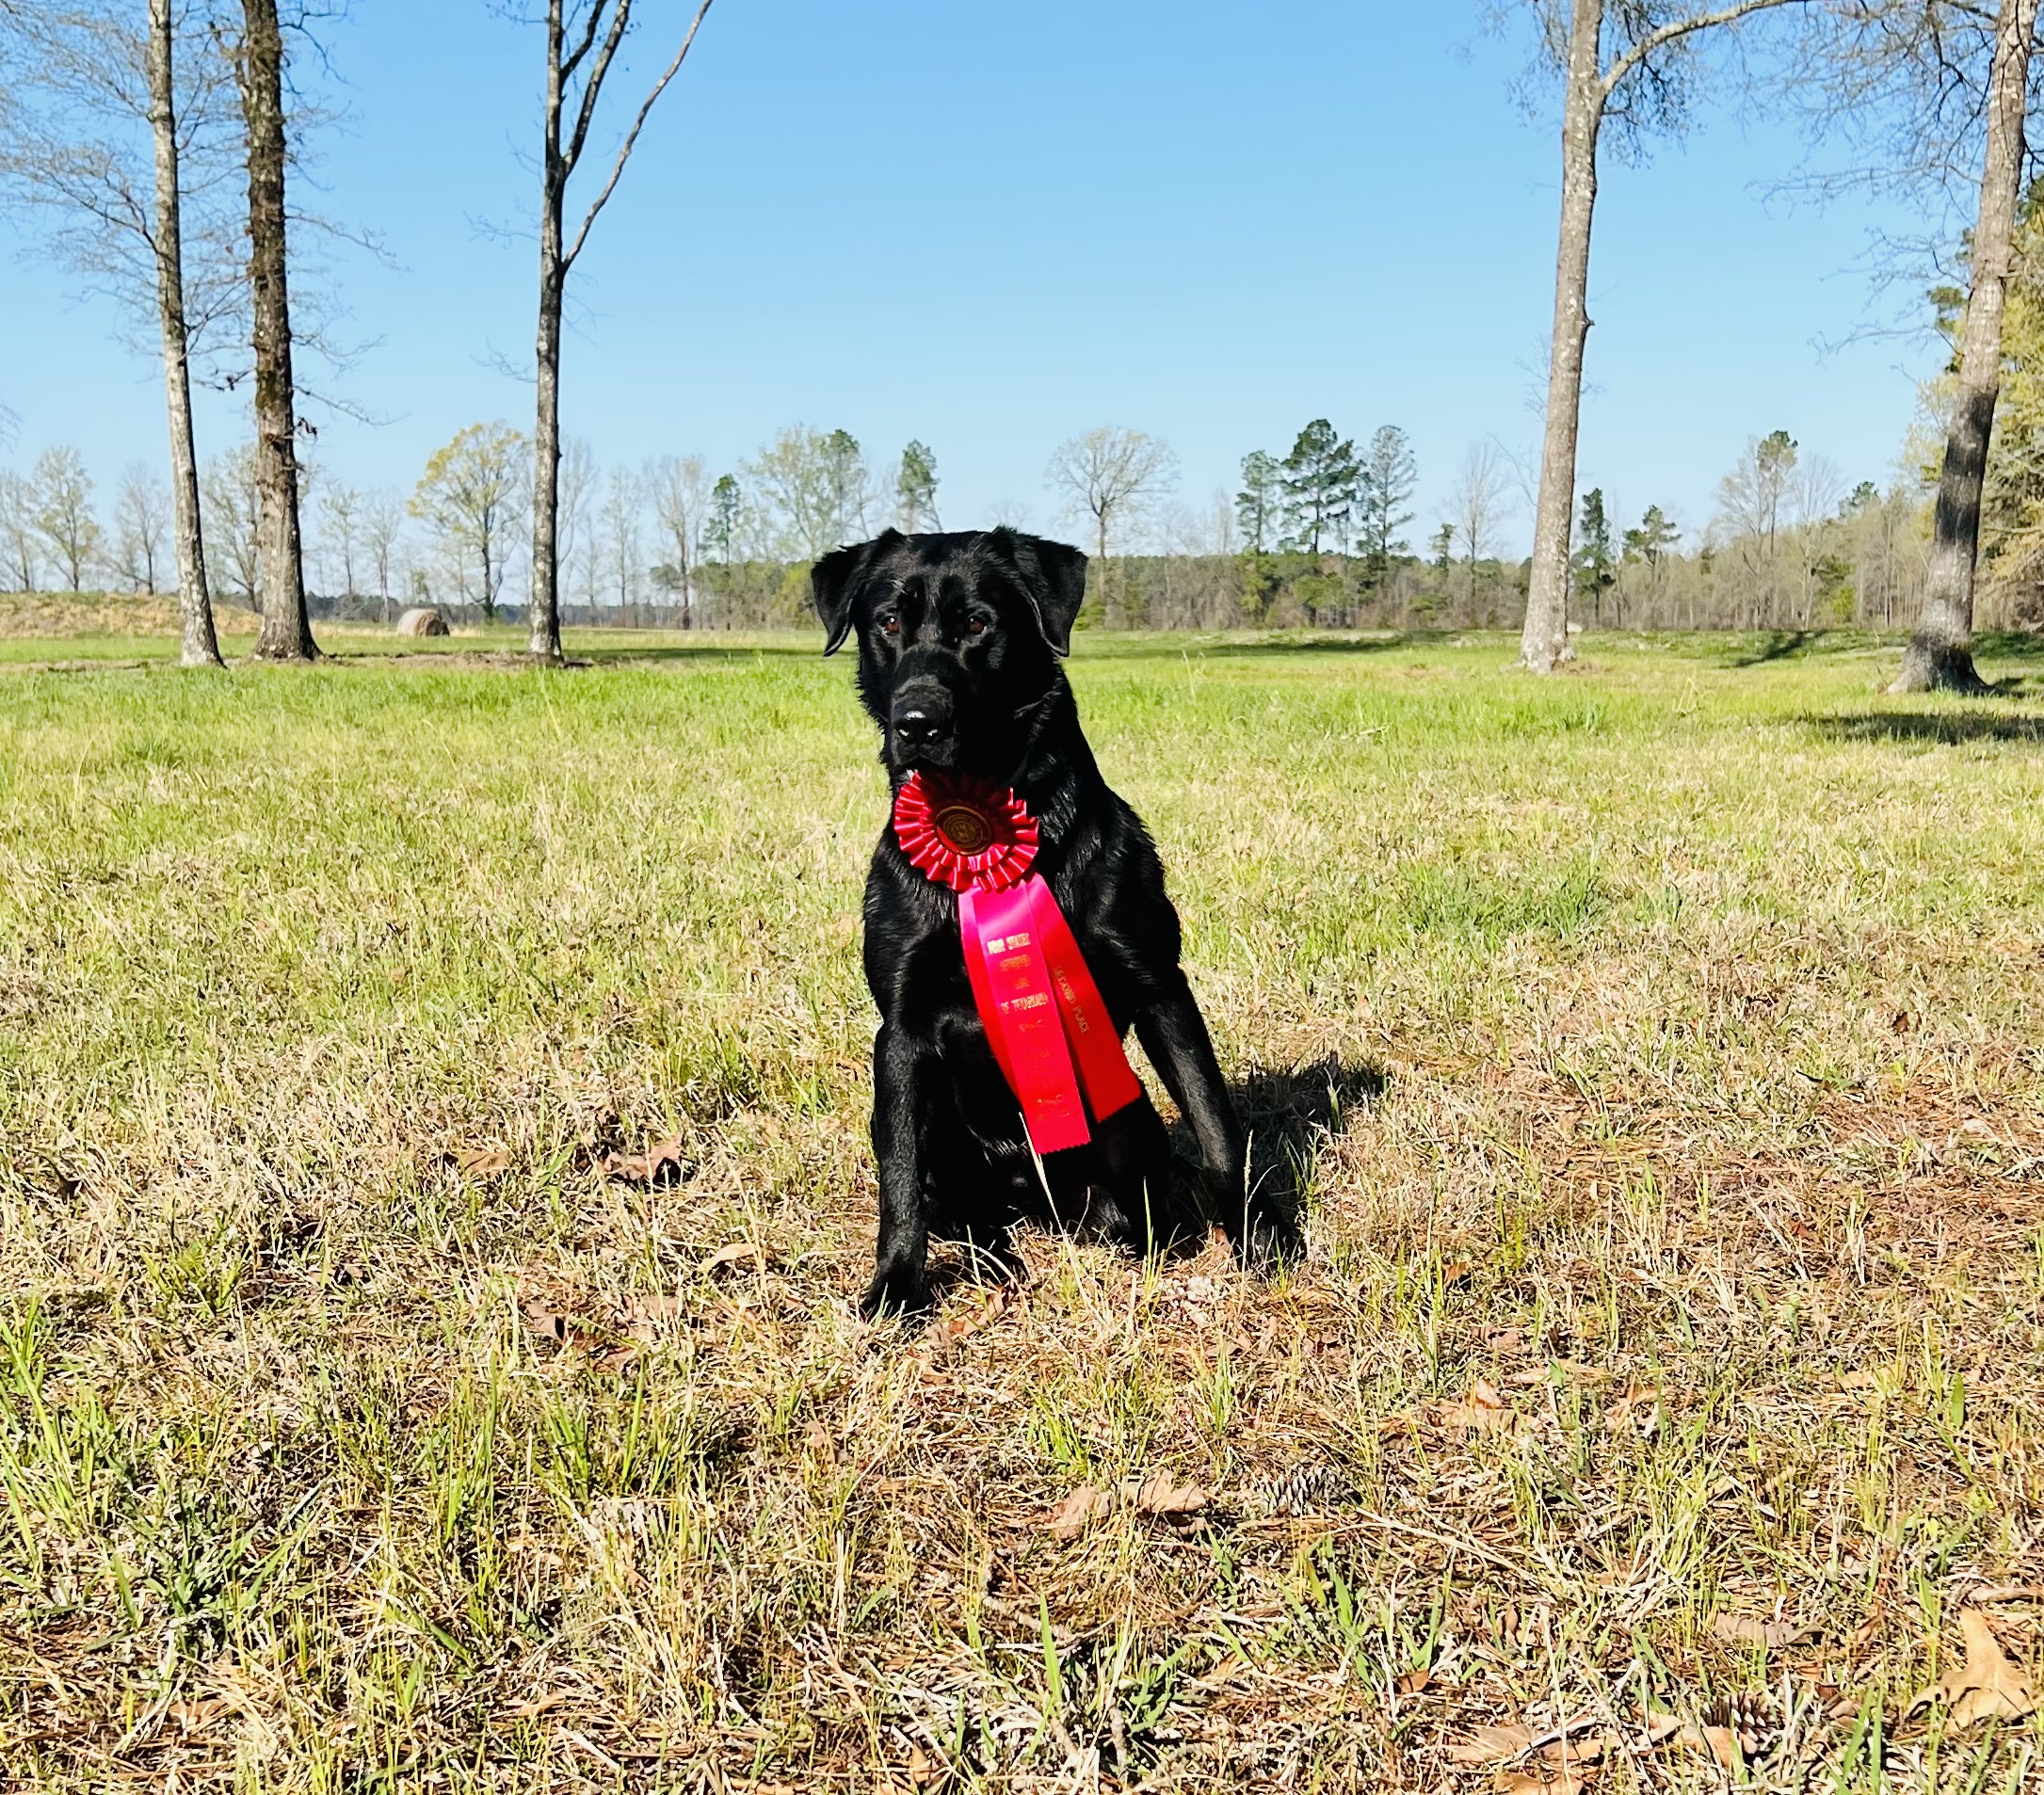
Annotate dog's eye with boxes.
[965,617,989,637]
[878,613,900,637]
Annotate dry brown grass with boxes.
[0,629,2040,1791]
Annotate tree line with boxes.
[3,1,2040,683]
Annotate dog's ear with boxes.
[995,528,1088,657]
[812,531,901,656]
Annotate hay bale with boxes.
[395,606,449,637]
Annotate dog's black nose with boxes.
[892,702,951,746]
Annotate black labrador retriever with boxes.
[812,526,1283,1316]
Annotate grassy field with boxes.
[2,623,2041,1792]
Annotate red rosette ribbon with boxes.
[890,771,1142,1157]
[891,770,1038,894]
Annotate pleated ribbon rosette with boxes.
[891,770,1143,1154]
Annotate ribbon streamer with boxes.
[893,771,1143,1156]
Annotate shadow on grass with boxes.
[1803,710,2044,745]
[917,1054,1385,1308]
[576,639,818,665]
[1722,630,1833,667]
[1229,1053,1388,1242]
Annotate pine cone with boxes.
[1707,1691,1783,1763]
[1257,1463,1353,1516]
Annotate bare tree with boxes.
[599,465,643,614]
[647,451,707,625]
[526,0,717,662]
[361,484,402,622]
[557,433,595,608]
[1452,441,1513,606]
[410,423,529,623]
[202,443,261,606]
[32,445,101,591]
[1505,0,1805,673]
[1045,426,1179,628]
[318,478,359,600]
[0,471,40,591]
[228,0,314,659]
[0,0,237,662]
[740,426,867,561]
[1889,0,2039,688]
[115,460,169,590]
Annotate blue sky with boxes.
[3,0,1946,557]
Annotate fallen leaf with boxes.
[1673,1723,1739,1771]
[1441,1378,1521,1434]
[455,1144,511,1177]
[1125,1470,1209,1520]
[622,1293,685,1340]
[700,1240,762,1275]
[601,1133,690,1186]
[1440,1258,1473,1286]
[1447,1723,1535,1766]
[1603,1383,1662,1433]
[1047,1485,1111,1543]
[1495,1770,1591,1795]
[928,1286,1010,1348]
[520,1298,607,1356]
[1711,1611,1805,1649]
[1397,1664,1432,1694]
[1918,1607,2036,1727]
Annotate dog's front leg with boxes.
[1132,975,1269,1245]
[863,1019,932,1316]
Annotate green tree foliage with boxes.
[895,440,940,533]
[746,426,871,560]
[1356,425,1417,580]
[1280,419,1360,554]
[1236,450,1283,553]
[1621,504,1680,579]
[702,473,742,563]
[1572,486,1616,622]
[410,422,529,622]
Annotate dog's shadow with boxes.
[915,1053,1386,1308]
[1206,1053,1388,1245]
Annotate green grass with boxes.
[2,627,2041,1790]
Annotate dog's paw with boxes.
[860,1259,928,1320]
[1238,1210,1303,1274]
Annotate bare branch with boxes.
[562,0,635,176]
[1601,0,1807,100]
[563,0,714,269]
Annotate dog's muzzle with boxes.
[890,681,955,759]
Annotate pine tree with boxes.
[1280,420,1360,554]
[895,441,940,533]
[1357,425,1417,581]
[821,430,869,543]
[1572,486,1616,625]
[1236,450,1282,553]
[1621,504,1680,575]
[702,474,742,563]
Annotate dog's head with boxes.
[811,528,1087,779]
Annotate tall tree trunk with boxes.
[1097,511,1117,629]
[527,0,569,664]
[1892,0,2038,694]
[149,0,224,668]
[239,0,315,662]
[1521,0,1604,675]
